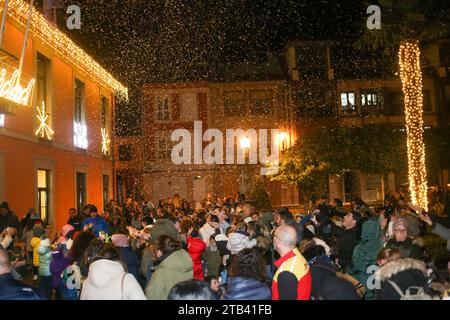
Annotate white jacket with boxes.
[226,232,257,255]
[80,259,147,300]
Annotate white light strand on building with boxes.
[398,41,428,211]
[0,0,128,99]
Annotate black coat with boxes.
[335,227,358,272]
[68,215,83,231]
[0,273,43,300]
[375,269,428,300]
[385,238,424,260]
[309,259,360,300]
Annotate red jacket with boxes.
[187,236,206,280]
[272,248,311,300]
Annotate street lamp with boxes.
[278,131,288,142]
[278,131,289,151]
[239,136,251,150]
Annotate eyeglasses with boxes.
[394,229,407,233]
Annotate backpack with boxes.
[387,280,433,300]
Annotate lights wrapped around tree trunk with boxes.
[398,41,428,211]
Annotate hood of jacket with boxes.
[150,219,180,243]
[228,232,255,251]
[157,249,193,274]
[360,218,380,241]
[87,259,125,289]
[377,258,428,281]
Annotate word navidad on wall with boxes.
[0,68,35,106]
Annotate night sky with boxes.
[35,0,445,134]
[55,0,366,86]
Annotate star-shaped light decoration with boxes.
[35,102,54,140]
[101,127,110,155]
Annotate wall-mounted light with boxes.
[101,128,110,155]
[35,102,54,140]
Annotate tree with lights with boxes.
[356,0,450,211]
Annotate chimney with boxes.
[43,0,64,25]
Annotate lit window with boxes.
[340,92,356,114]
[37,169,50,225]
[361,89,383,115]
[0,114,5,127]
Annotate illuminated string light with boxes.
[35,101,53,140]
[0,0,128,99]
[398,41,428,211]
[101,127,110,155]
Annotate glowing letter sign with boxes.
[0,69,35,106]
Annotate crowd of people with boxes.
[1,187,450,300]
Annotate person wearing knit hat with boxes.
[393,217,408,232]
[111,233,143,287]
[385,217,424,260]
[60,224,75,243]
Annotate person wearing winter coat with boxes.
[199,214,219,246]
[0,249,43,300]
[67,208,82,232]
[334,211,362,272]
[80,241,146,300]
[302,244,360,300]
[223,247,271,300]
[375,258,435,300]
[37,236,53,299]
[227,223,257,255]
[30,224,45,280]
[384,218,424,260]
[145,235,193,300]
[81,205,109,237]
[111,233,143,286]
[348,217,383,300]
[150,218,181,243]
[202,236,222,277]
[108,210,124,235]
[186,231,206,280]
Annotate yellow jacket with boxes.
[30,237,41,267]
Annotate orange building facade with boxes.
[0,1,127,232]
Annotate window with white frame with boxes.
[340,92,356,114]
[361,89,383,114]
[157,97,171,121]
